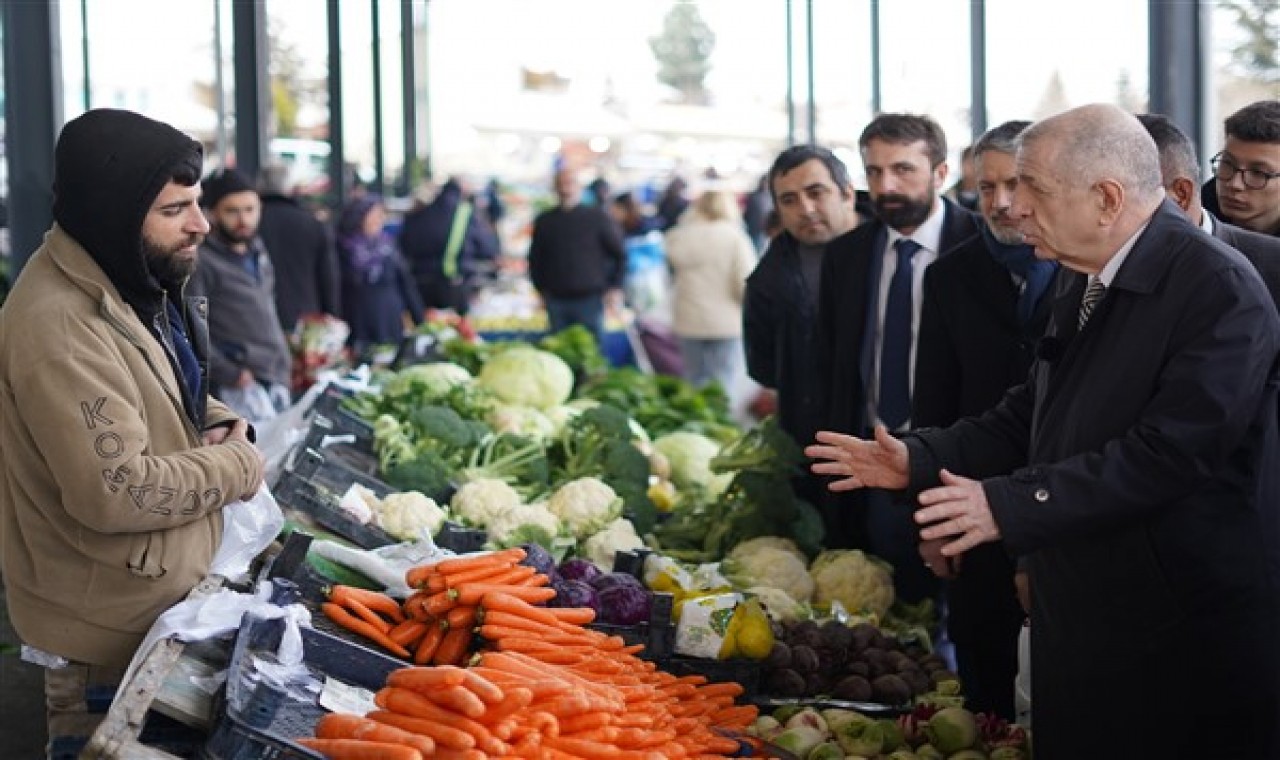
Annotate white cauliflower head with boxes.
[376,491,448,541]
[547,477,622,539]
[729,536,809,566]
[581,517,645,571]
[722,545,816,603]
[477,347,574,409]
[810,549,895,617]
[652,431,721,490]
[450,477,522,528]
[486,502,561,548]
[487,404,556,441]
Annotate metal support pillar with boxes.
[400,0,417,196]
[232,0,269,178]
[805,0,816,145]
[370,0,385,195]
[785,0,795,145]
[1148,0,1206,162]
[3,0,63,273]
[869,0,881,115]
[969,0,987,139]
[327,0,347,207]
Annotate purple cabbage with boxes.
[519,542,558,580]
[549,578,599,611]
[558,558,604,583]
[589,572,643,593]
[597,583,653,625]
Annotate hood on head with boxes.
[53,108,204,312]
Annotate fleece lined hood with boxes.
[52,108,204,314]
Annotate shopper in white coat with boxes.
[664,189,758,393]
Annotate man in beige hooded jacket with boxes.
[0,108,265,751]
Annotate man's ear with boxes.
[1166,177,1195,213]
[1096,179,1125,225]
[933,162,950,192]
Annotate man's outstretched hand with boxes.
[805,425,909,492]
[916,469,1001,557]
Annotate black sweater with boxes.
[527,205,625,298]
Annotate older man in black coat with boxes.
[809,104,1280,759]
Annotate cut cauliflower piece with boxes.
[810,549,895,618]
[486,502,561,549]
[450,477,522,528]
[651,431,720,490]
[581,517,645,571]
[375,491,448,541]
[547,477,622,539]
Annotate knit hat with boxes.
[201,168,256,209]
[53,108,204,313]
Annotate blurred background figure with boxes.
[742,174,774,252]
[610,191,669,319]
[398,177,498,314]
[256,163,341,332]
[336,194,424,355]
[527,167,626,345]
[655,175,690,231]
[664,189,757,393]
[946,144,980,211]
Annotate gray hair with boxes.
[1134,113,1200,192]
[972,120,1032,159]
[1022,104,1163,203]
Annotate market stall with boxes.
[84,327,1030,760]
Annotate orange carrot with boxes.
[321,603,411,658]
[424,684,486,719]
[557,712,613,735]
[447,564,536,590]
[366,709,475,751]
[481,591,561,626]
[460,670,506,706]
[328,585,405,623]
[542,606,596,625]
[516,572,551,587]
[413,621,446,666]
[295,737,423,760]
[694,681,744,700]
[453,583,556,607]
[375,689,503,754]
[314,713,435,755]
[432,626,472,666]
[385,665,467,691]
[435,547,526,576]
[387,620,428,648]
[444,605,477,631]
[481,686,532,722]
[422,590,458,617]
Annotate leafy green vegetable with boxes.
[539,325,608,381]
[577,367,738,442]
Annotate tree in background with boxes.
[1223,0,1280,84]
[267,16,326,137]
[649,2,716,105]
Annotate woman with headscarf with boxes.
[336,194,424,353]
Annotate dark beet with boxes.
[832,674,873,701]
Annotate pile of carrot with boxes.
[304,547,759,759]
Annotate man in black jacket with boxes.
[816,113,980,603]
[256,164,340,331]
[527,168,625,344]
[399,178,498,314]
[1138,112,1280,307]
[912,120,1056,719]
[810,104,1280,759]
[743,145,860,507]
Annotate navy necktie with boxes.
[879,238,919,430]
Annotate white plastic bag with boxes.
[219,382,283,424]
[309,535,455,598]
[117,579,311,700]
[210,484,286,582]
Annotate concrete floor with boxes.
[0,576,51,758]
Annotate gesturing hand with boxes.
[805,425,910,492]
[915,469,1001,557]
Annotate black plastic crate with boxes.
[435,521,488,554]
[308,383,376,438]
[587,591,675,660]
[204,613,406,759]
[273,469,397,550]
[660,655,763,698]
[292,447,391,498]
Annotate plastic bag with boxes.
[210,484,286,582]
[309,535,455,598]
[117,578,311,700]
[219,382,281,424]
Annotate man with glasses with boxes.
[1204,100,1280,237]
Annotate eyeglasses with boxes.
[1211,153,1280,190]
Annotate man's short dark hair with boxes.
[858,113,948,167]
[766,145,852,204]
[972,120,1032,160]
[1135,113,1200,185]
[1225,100,1280,144]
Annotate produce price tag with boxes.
[318,676,378,715]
